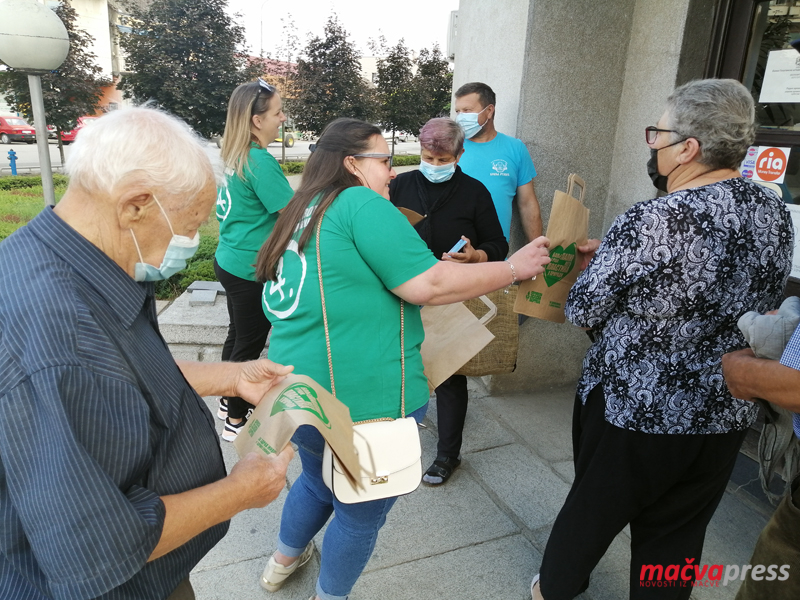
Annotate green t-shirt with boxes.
[215,145,294,280]
[263,186,439,422]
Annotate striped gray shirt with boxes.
[0,207,228,599]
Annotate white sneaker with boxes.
[531,573,540,599]
[260,541,315,592]
[221,417,246,442]
[216,398,228,420]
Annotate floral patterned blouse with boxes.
[565,178,793,434]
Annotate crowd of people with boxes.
[0,75,797,600]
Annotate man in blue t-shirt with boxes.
[454,82,542,243]
[722,325,800,599]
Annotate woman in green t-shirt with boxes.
[252,118,552,600]
[213,79,294,441]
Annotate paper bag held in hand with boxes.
[514,173,589,323]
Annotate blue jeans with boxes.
[277,403,428,600]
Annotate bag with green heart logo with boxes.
[514,174,589,323]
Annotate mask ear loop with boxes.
[151,194,177,237]
[129,228,146,264]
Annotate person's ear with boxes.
[343,156,357,176]
[678,137,701,164]
[455,149,465,165]
[486,104,495,121]
[251,113,262,131]
[117,189,155,230]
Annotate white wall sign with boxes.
[759,49,800,103]
[740,146,791,184]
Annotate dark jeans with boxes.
[539,384,747,600]
[214,259,272,419]
[735,474,800,600]
[435,374,468,458]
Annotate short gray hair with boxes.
[65,106,215,206]
[665,79,756,170]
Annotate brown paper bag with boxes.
[514,174,589,323]
[420,297,496,391]
[456,287,519,376]
[234,374,363,489]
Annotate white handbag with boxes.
[314,211,422,504]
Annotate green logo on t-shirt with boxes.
[543,243,576,287]
[271,382,331,428]
[216,186,232,221]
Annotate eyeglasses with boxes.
[352,153,393,167]
[645,126,678,144]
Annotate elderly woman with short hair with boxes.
[389,117,508,485]
[532,79,794,600]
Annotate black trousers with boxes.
[539,384,747,600]
[214,259,272,419]
[435,374,469,458]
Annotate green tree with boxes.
[374,39,417,155]
[413,44,452,123]
[293,16,377,136]
[118,0,255,138]
[0,0,110,164]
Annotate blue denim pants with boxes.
[277,403,427,600]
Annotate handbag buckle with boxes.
[370,470,390,485]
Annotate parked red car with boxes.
[0,116,36,144]
[59,116,98,144]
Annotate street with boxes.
[0,137,421,175]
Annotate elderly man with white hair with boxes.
[0,107,294,600]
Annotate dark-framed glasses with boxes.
[645,126,678,144]
[352,153,393,167]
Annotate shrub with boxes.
[0,174,69,191]
[281,161,305,175]
[392,155,421,166]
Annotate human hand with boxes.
[442,236,479,263]
[508,236,551,280]
[229,359,294,406]
[230,446,294,510]
[721,348,757,402]
[578,239,601,270]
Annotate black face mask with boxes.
[647,139,685,192]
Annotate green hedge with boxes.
[0,174,69,190]
[277,155,420,175]
[391,155,421,166]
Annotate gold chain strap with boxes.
[315,210,406,423]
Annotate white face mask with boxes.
[129,195,200,282]
[419,159,456,184]
[455,105,490,139]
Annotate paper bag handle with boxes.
[566,174,586,203]
[476,295,498,325]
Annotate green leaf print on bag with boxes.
[271,382,332,428]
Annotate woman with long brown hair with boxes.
[254,117,551,600]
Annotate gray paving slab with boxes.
[488,386,578,463]
[356,534,540,600]
[168,344,202,361]
[467,443,573,532]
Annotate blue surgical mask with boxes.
[455,105,490,139]
[130,195,200,282]
[419,160,457,184]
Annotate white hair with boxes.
[65,106,217,206]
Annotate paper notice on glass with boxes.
[759,49,800,103]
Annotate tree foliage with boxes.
[413,45,452,123]
[118,0,256,138]
[0,0,110,157]
[374,39,416,153]
[292,16,377,135]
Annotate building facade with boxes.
[452,0,800,392]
